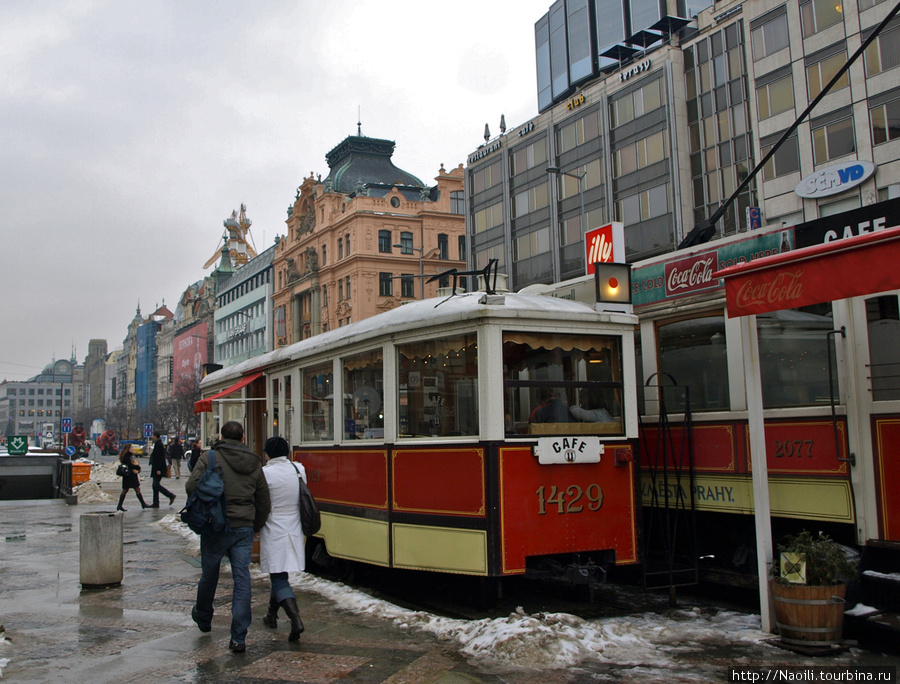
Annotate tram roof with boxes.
[202,291,631,389]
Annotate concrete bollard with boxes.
[79,512,123,588]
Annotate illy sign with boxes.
[795,161,875,199]
[585,222,625,274]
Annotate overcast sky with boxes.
[1,0,551,382]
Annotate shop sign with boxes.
[794,161,875,199]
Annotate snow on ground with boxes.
[162,511,772,674]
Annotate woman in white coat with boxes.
[259,436,306,641]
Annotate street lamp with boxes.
[547,165,586,273]
[393,243,425,299]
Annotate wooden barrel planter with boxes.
[771,581,847,646]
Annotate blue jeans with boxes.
[269,572,295,603]
[195,526,253,644]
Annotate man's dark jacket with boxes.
[185,439,270,531]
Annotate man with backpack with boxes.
[185,421,270,654]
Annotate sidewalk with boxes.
[2,475,899,682]
[1,498,507,684]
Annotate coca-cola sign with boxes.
[734,269,805,311]
[664,253,717,297]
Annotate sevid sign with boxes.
[585,222,626,275]
[795,161,875,199]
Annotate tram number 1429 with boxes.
[536,484,604,515]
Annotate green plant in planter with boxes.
[771,531,858,586]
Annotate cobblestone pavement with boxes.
[1,487,899,683]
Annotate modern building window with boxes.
[612,130,668,178]
[556,110,601,154]
[510,139,548,176]
[378,230,392,253]
[438,233,448,259]
[610,78,665,128]
[615,184,669,224]
[800,0,844,37]
[756,74,794,119]
[807,49,850,99]
[475,243,506,271]
[379,272,393,297]
[399,232,413,254]
[751,12,789,61]
[557,159,603,199]
[401,275,415,298]
[451,190,465,214]
[471,161,501,194]
[560,208,605,247]
[871,96,900,145]
[812,116,855,164]
[860,0,888,8]
[513,183,550,218]
[514,227,551,260]
[473,202,504,234]
[864,24,900,76]
[761,133,801,180]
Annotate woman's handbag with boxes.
[116,463,129,477]
[166,465,172,478]
[289,461,321,536]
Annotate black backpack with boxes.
[179,450,228,535]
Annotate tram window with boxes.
[343,349,384,439]
[657,315,728,412]
[397,335,478,438]
[302,363,334,441]
[502,333,624,436]
[757,303,837,408]
[865,295,900,401]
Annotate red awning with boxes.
[713,226,900,317]
[193,372,263,414]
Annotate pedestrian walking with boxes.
[148,431,176,507]
[259,436,306,641]
[188,440,202,472]
[186,421,270,653]
[167,438,185,479]
[116,443,148,511]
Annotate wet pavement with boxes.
[1,479,899,682]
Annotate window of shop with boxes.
[502,332,624,436]
[758,304,838,407]
[657,314,729,412]
[397,334,478,437]
[343,349,384,439]
[302,362,333,442]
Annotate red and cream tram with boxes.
[196,286,640,591]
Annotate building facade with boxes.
[272,134,466,347]
[1,358,81,442]
[214,244,275,368]
[466,0,900,290]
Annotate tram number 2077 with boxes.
[536,484,605,515]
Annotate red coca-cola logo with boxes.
[734,269,804,310]
[665,254,716,296]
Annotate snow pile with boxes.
[91,460,125,483]
[0,625,10,679]
[284,573,767,672]
[158,512,200,555]
[75,480,113,503]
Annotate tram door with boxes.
[859,294,900,543]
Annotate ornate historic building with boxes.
[272,133,466,346]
